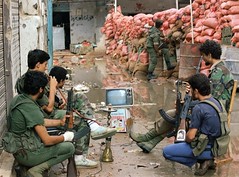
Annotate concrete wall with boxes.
[53,0,187,52]
[118,0,176,14]
[19,0,48,74]
[70,2,96,44]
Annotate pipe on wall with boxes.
[47,0,53,71]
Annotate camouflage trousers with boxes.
[147,48,177,73]
[161,48,177,70]
[147,48,158,73]
[49,92,95,155]
[73,118,91,155]
[155,109,175,135]
[51,109,91,155]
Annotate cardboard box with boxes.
[110,108,130,132]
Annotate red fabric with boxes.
[202,18,219,29]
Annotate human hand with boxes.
[63,131,74,142]
[185,83,191,94]
[60,115,71,126]
[49,76,58,89]
[59,101,66,109]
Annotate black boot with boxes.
[147,72,157,80]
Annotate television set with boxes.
[105,87,134,107]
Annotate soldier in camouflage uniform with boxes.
[48,66,117,168]
[3,71,75,177]
[146,20,177,80]
[130,39,234,153]
[200,40,234,111]
[15,50,116,168]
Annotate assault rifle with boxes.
[175,87,191,142]
[158,80,181,137]
[159,56,203,140]
[65,87,78,177]
[159,80,191,140]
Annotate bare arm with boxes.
[186,128,197,143]
[34,124,64,146]
[44,115,67,127]
[42,76,58,113]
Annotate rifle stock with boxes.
[66,88,78,177]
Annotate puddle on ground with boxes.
[70,58,177,123]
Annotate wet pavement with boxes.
[11,50,239,177]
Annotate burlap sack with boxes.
[132,62,148,76]
[119,56,128,65]
[128,60,136,73]
[131,38,140,48]
[138,37,147,47]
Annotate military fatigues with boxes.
[154,60,233,136]
[3,94,75,168]
[209,60,234,111]
[146,27,176,73]
[146,26,161,73]
[38,89,92,155]
[15,73,91,156]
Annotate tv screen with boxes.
[106,87,134,107]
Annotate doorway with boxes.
[53,12,70,49]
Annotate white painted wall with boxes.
[19,0,48,74]
[70,2,96,44]
[54,0,185,52]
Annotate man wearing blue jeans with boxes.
[162,73,222,176]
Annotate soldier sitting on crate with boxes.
[129,40,234,155]
[15,49,117,168]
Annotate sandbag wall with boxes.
[101,0,239,75]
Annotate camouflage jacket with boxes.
[209,60,234,110]
[146,26,161,48]
[73,93,95,118]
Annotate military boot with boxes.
[129,128,158,143]
[147,72,157,80]
[27,163,49,177]
[136,135,164,153]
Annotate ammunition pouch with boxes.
[211,134,230,157]
[2,131,43,154]
[191,133,209,156]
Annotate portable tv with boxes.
[105,87,134,107]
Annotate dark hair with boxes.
[27,49,50,69]
[199,40,222,59]
[155,20,163,28]
[188,73,211,96]
[49,66,67,83]
[24,71,48,95]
